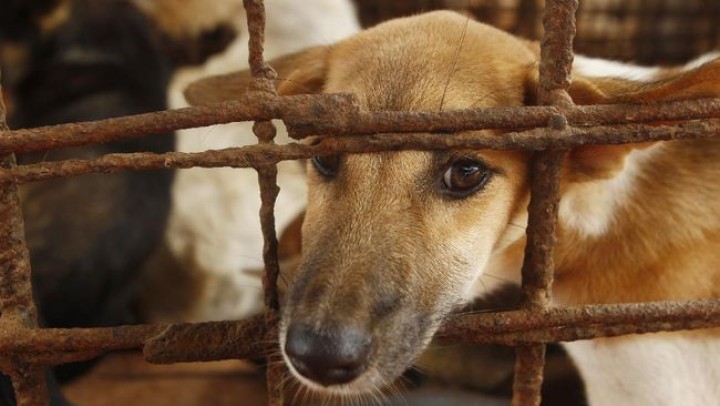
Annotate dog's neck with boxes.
[553,139,720,305]
[482,138,720,306]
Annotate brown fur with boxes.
[185,10,720,400]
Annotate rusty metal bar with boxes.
[525,0,578,307]
[438,298,720,344]
[0,298,716,366]
[1,324,164,355]
[143,316,269,363]
[243,0,276,84]
[512,345,546,406]
[513,146,564,405]
[0,73,49,406]
[254,122,282,312]
[536,0,578,107]
[3,95,720,155]
[2,119,720,185]
[512,0,578,404]
[2,362,48,406]
[243,1,285,404]
[0,93,355,155]
[519,147,565,311]
[0,82,36,334]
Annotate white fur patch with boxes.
[565,334,720,406]
[573,55,661,81]
[560,52,720,238]
[574,52,720,81]
[682,51,720,70]
[164,0,360,322]
[559,145,659,238]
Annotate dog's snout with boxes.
[285,323,371,386]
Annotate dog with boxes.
[186,10,720,405]
[139,0,361,323]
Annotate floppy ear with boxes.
[183,46,330,105]
[526,57,720,180]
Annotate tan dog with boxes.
[187,11,720,405]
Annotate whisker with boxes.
[439,16,470,111]
[271,76,320,94]
[475,275,490,296]
[480,272,516,283]
[406,363,429,377]
[384,378,408,406]
[469,84,526,108]
[40,149,52,163]
[451,304,519,317]
[288,378,303,405]
[423,341,467,350]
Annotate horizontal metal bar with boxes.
[438,298,720,345]
[143,316,271,363]
[1,94,720,155]
[0,299,716,365]
[0,93,359,155]
[2,119,719,184]
[0,324,165,356]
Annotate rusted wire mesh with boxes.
[356,0,720,64]
[1,0,720,405]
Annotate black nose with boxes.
[284,323,371,386]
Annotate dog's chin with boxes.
[283,360,388,396]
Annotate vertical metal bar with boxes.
[5,362,49,406]
[511,148,564,406]
[512,1,578,405]
[0,73,49,405]
[511,344,547,406]
[242,1,285,404]
[253,121,282,312]
[243,0,278,91]
[537,0,578,107]
[519,148,565,311]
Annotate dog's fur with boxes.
[186,11,720,405]
[140,0,360,323]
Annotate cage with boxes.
[0,0,719,405]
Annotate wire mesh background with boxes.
[1,0,720,405]
[357,0,720,64]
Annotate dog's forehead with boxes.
[324,11,537,111]
[344,151,431,185]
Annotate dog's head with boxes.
[186,10,720,396]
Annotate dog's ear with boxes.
[526,58,720,180]
[183,46,330,105]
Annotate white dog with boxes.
[139,0,360,322]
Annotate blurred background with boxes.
[357,0,720,64]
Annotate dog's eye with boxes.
[311,155,341,177]
[441,158,491,197]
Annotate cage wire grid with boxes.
[1,0,720,404]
